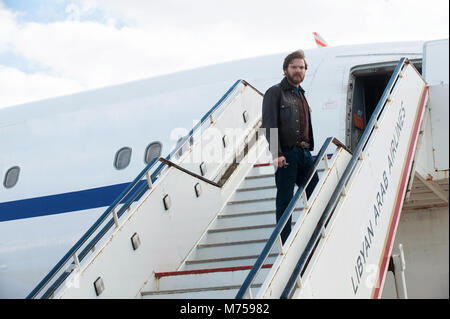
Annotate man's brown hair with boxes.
[283,50,308,71]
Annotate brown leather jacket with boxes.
[262,77,314,158]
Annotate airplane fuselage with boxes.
[0,41,431,297]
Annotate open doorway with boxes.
[346,60,422,151]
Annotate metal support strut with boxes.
[388,243,408,299]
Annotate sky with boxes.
[0,0,448,108]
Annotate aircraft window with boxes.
[114,147,132,170]
[4,166,20,188]
[145,142,162,164]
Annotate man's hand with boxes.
[273,156,287,168]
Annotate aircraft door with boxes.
[420,40,449,177]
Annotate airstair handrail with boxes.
[27,79,257,299]
[280,58,409,299]
[28,156,159,299]
[235,136,346,299]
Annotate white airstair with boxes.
[139,159,328,299]
[140,163,282,298]
[27,57,446,299]
[238,58,431,299]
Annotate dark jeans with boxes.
[275,146,319,244]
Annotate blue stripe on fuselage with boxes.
[0,181,147,222]
[0,153,334,222]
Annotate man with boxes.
[262,50,319,244]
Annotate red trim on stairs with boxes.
[155,264,273,279]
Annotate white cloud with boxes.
[0,65,84,107]
[65,3,82,21]
[71,0,449,45]
[0,3,16,51]
[0,0,448,108]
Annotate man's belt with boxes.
[298,141,310,149]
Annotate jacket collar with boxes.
[280,77,305,93]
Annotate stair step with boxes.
[227,197,276,205]
[246,165,275,177]
[204,224,275,244]
[239,175,275,189]
[223,200,276,215]
[253,163,272,167]
[192,240,279,261]
[208,223,275,233]
[141,264,272,298]
[245,173,274,180]
[229,187,277,203]
[219,206,303,218]
[218,209,275,218]
[141,284,262,299]
[236,174,323,201]
[223,191,307,214]
[183,254,279,270]
[155,264,272,279]
[213,207,303,229]
[237,185,276,192]
[198,238,267,248]
[147,265,272,294]
[186,253,278,265]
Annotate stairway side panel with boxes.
[293,64,428,298]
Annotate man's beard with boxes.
[285,72,303,86]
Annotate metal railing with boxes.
[27,79,260,299]
[235,136,348,299]
[280,58,408,299]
